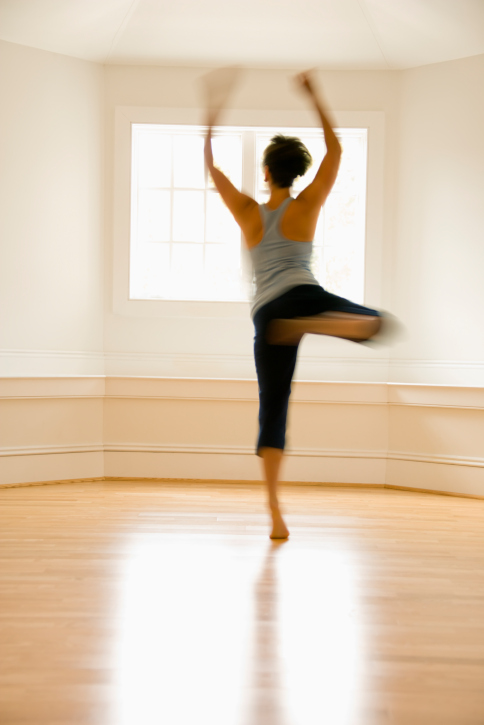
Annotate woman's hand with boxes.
[199,66,241,121]
[205,108,220,131]
[295,70,318,97]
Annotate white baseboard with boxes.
[0,443,387,485]
[5,442,483,490]
[387,458,484,497]
[104,450,260,482]
[0,451,104,486]
[103,444,387,484]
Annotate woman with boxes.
[204,71,382,539]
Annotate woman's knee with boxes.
[362,315,382,339]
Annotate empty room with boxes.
[1,1,483,723]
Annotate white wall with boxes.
[390,54,484,384]
[104,66,398,381]
[0,40,105,376]
[4,47,482,385]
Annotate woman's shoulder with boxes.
[240,201,265,250]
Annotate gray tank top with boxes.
[248,197,319,318]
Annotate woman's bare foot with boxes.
[270,506,290,539]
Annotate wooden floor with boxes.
[1,481,484,725]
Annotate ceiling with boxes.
[1,0,484,69]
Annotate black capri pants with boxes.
[253,284,380,455]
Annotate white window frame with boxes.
[113,107,385,320]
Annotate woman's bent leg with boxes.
[267,312,381,345]
[265,286,383,346]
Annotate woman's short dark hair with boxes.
[262,134,312,188]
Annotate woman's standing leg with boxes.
[254,303,299,539]
[260,447,289,539]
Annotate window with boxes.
[130,124,368,304]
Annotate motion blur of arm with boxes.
[294,71,342,211]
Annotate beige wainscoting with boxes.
[1,377,483,496]
[387,385,484,497]
[0,377,105,485]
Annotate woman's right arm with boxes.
[204,114,262,247]
[204,120,256,226]
[294,72,342,212]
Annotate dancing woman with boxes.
[204,71,382,539]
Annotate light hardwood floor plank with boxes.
[0,481,483,724]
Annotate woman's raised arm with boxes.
[293,72,342,212]
[201,68,257,229]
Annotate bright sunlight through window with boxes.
[130,124,368,303]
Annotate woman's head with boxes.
[262,134,312,188]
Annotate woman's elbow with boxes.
[331,139,342,159]
[329,142,342,172]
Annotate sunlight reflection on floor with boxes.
[278,546,361,725]
[112,519,362,725]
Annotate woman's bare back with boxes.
[240,194,321,249]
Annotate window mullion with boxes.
[169,133,174,297]
[240,130,255,287]
[129,126,138,299]
[203,128,208,296]
[242,129,255,200]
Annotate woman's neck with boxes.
[266,186,291,209]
